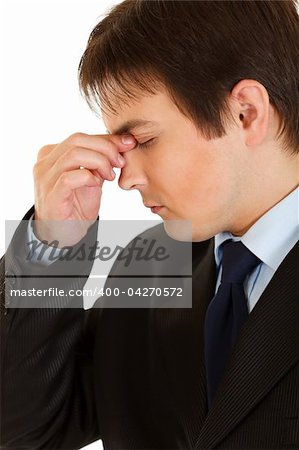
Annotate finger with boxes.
[52,148,118,179]
[49,132,136,165]
[108,134,137,153]
[51,168,103,201]
[37,144,56,161]
[70,132,137,152]
[89,168,103,183]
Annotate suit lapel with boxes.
[195,241,299,449]
[154,238,216,447]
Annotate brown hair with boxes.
[78,0,299,154]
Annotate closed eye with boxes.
[136,138,155,150]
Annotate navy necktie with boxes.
[204,240,261,407]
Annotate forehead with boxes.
[102,89,182,134]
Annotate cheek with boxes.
[171,156,235,215]
[183,156,225,194]
[147,140,237,216]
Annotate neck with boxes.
[231,150,298,237]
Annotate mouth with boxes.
[150,206,163,214]
[143,203,164,214]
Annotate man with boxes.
[1,1,298,449]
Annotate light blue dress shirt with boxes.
[214,187,298,313]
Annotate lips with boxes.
[143,202,164,214]
[150,206,163,214]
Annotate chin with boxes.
[191,221,223,242]
[163,220,193,241]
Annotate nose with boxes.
[118,149,147,191]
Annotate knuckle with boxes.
[37,145,50,160]
[105,139,118,155]
[33,161,42,178]
[60,172,70,186]
[68,147,82,163]
[83,170,93,181]
[68,132,84,146]
[89,153,108,172]
[100,158,111,172]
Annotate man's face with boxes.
[104,89,249,241]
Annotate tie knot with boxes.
[221,240,261,284]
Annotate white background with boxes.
[0,0,158,257]
[0,1,160,448]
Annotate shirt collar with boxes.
[214,187,299,271]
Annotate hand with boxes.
[32,132,136,247]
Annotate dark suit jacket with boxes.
[1,205,298,449]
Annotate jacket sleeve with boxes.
[0,206,102,449]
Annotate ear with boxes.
[229,79,270,147]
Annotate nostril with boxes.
[118,177,137,191]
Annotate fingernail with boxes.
[111,169,116,179]
[117,154,125,165]
[121,135,135,145]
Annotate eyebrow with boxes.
[108,119,158,135]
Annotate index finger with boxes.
[108,134,137,153]
[48,132,137,168]
[68,132,137,154]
